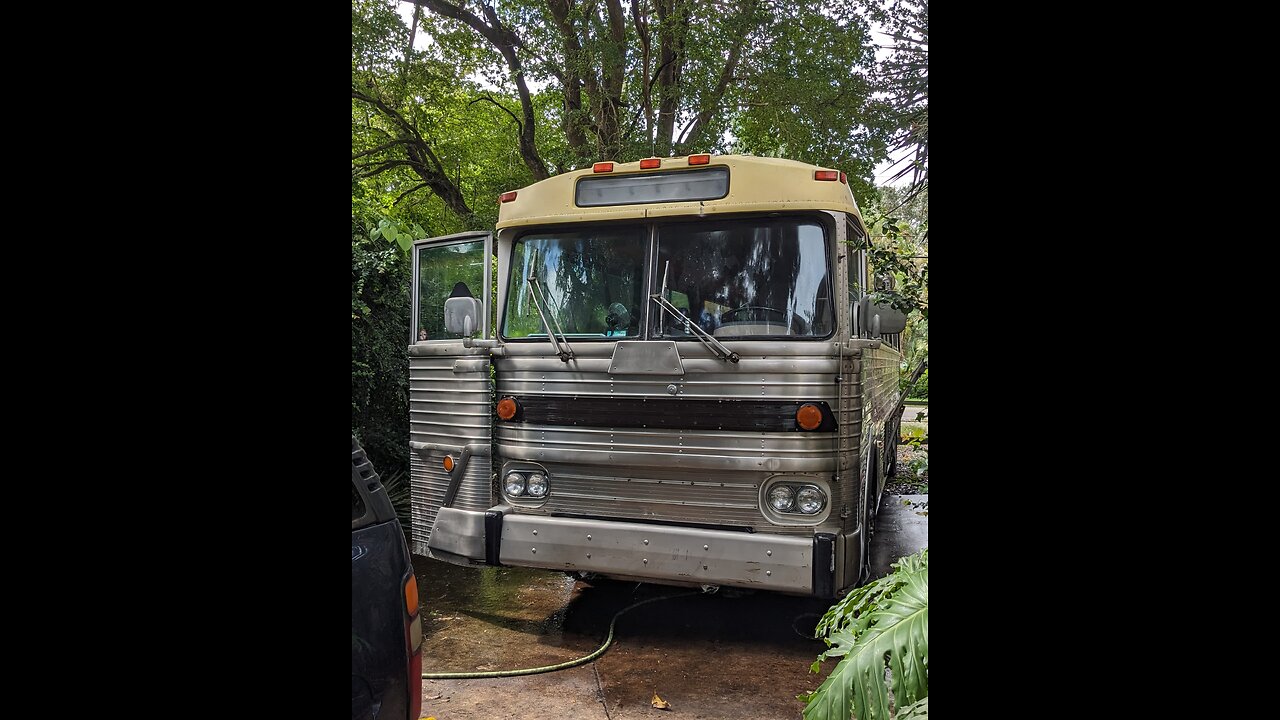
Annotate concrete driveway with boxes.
[413,488,928,719]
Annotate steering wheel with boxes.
[720,305,787,323]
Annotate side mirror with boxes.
[444,297,483,336]
[858,296,908,336]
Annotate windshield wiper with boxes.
[649,261,739,363]
[526,249,574,362]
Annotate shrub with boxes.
[801,549,929,720]
[352,215,411,526]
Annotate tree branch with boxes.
[394,182,430,205]
[468,94,523,133]
[351,87,473,217]
[351,139,415,162]
[676,0,755,153]
[413,0,549,179]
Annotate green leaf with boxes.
[804,550,928,720]
[897,697,928,720]
[395,234,412,252]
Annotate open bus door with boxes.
[408,231,494,557]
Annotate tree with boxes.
[357,0,889,212]
[864,0,927,198]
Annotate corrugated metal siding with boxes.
[859,343,903,505]
[408,352,492,555]
[494,349,842,536]
[836,353,863,526]
[863,345,901,427]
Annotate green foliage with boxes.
[901,368,927,399]
[379,468,412,535]
[730,1,886,205]
[802,549,929,720]
[906,444,928,480]
[897,698,929,720]
[861,0,928,190]
[352,212,411,494]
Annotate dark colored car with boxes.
[352,437,422,720]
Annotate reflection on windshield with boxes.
[655,219,832,339]
[503,227,645,339]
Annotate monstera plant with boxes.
[801,548,929,720]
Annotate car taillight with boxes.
[408,643,422,719]
[404,575,419,617]
[404,572,422,719]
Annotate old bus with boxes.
[409,154,905,597]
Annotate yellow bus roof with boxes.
[496,154,863,229]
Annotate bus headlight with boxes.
[526,473,548,497]
[795,486,827,514]
[763,479,829,519]
[504,473,527,497]
[768,485,795,512]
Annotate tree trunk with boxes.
[631,0,654,152]
[414,0,549,180]
[654,0,688,156]
[546,0,590,161]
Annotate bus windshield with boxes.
[654,218,833,339]
[503,226,646,339]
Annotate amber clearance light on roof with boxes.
[814,170,840,181]
[499,191,517,203]
[688,154,711,165]
[592,162,614,173]
[639,158,661,169]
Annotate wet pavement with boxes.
[412,483,928,719]
[413,556,838,719]
[412,503,928,720]
[871,495,930,578]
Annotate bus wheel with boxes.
[859,446,878,585]
[885,419,899,478]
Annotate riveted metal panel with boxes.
[499,513,814,593]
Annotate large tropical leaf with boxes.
[804,550,928,720]
[897,697,928,720]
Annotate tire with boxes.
[885,418,899,478]
[858,445,879,585]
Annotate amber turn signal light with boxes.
[404,574,419,617]
[443,455,455,472]
[796,403,823,431]
[496,396,519,420]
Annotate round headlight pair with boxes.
[504,472,548,498]
[767,484,827,515]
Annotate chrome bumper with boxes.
[427,506,835,595]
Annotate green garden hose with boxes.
[421,591,699,679]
